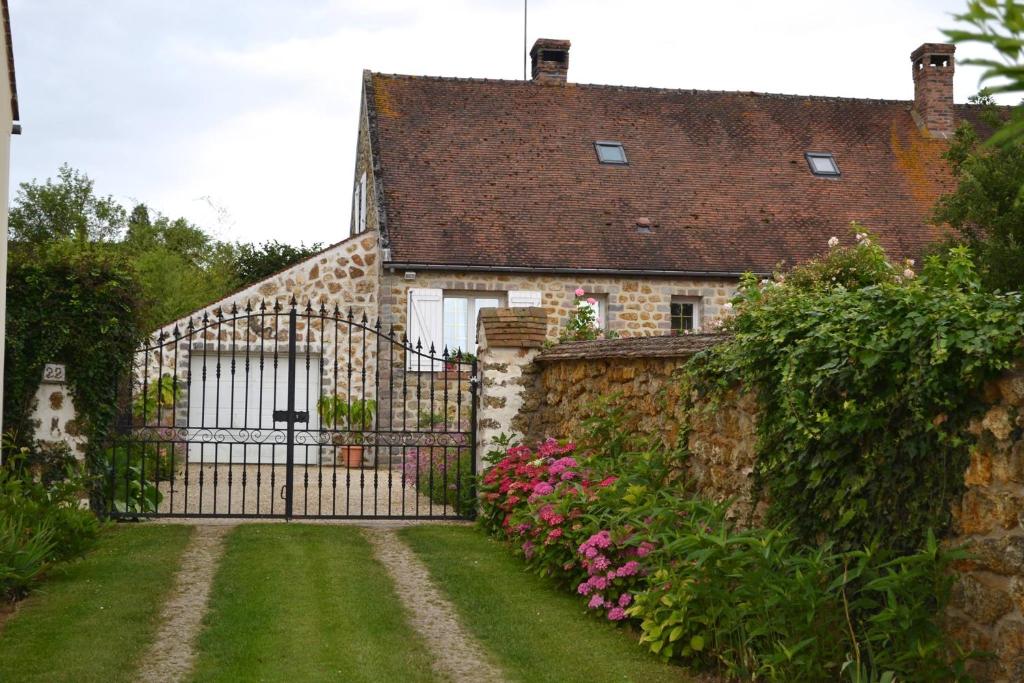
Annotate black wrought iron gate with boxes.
[101,299,478,520]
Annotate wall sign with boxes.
[42,363,67,384]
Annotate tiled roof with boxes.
[366,73,989,274]
[536,333,728,361]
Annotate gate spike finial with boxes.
[288,294,297,307]
[304,299,313,314]
[201,310,209,324]
[374,318,381,331]
[273,299,282,313]
[388,324,396,339]
[187,317,195,332]
[347,308,354,321]
[360,310,368,324]
[319,301,327,315]
[172,324,181,340]
[332,302,340,316]
[244,300,253,313]
[442,345,449,360]
[259,299,267,312]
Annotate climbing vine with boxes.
[4,242,147,458]
[685,228,1024,551]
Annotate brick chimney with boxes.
[530,38,570,83]
[911,43,956,138]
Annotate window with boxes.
[595,141,628,165]
[407,288,540,370]
[805,152,839,177]
[577,294,607,329]
[671,298,701,333]
[442,294,500,355]
[352,172,368,234]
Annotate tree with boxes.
[932,94,1024,291]
[945,1,1024,146]
[232,240,323,284]
[8,164,126,244]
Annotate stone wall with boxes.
[500,324,1024,680]
[946,372,1024,681]
[31,378,86,457]
[516,334,760,513]
[380,269,737,341]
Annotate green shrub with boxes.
[479,398,973,681]
[100,444,167,514]
[0,513,55,601]
[687,231,1024,551]
[0,445,103,599]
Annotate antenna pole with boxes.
[523,0,527,80]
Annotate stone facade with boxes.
[946,371,1024,681]
[379,268,737,342]
[30,379,86,457]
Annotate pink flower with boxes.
[533,482,554,496]
[586,297,597,306]
[617,561,640,577]
[578,581,592,595]
[591,576,607,590]
[548,514,564,526]
[574,287,586,297]
[618,593,632,607]
[607,607,626,621]
[522,540,535,559]
[546,528,563,542]
[584,546,598,559]
[560,470,576,481]
[636,541,655,557]
[593,555,610,571]
[588,594,604,610]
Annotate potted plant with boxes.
[445,349,477,372]
[316,397,377,467]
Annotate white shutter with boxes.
[508,290,542,307]
[358,172,368,233]
[407,288,443,370]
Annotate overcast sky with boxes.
[7,0,1016,247]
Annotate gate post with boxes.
[474,307,547,468]
[284,299,298,519]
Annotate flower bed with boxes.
[478,413,973,681]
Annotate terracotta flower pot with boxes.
[337,444,364,468]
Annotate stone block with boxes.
[950,574,1013,625]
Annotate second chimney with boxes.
[531,38,570,83]
[911,43,956,138]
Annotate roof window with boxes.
[595,141,627,165]
[806,152,840,177]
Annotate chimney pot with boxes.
[530,38,570,84]
[910,42,956,138]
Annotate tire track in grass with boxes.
[365,526,507,683]
[137,524,231,683]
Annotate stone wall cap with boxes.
[536,333,729,361]
[479,306,547,348]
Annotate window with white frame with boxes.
[352,172,368,235]
[406,288,540,370]
[443,294,500,355]
[576,294,607,329]
[670,297,701,333]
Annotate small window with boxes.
[595,141,628,165]
[805,152,840,177]
[671,299,701,333]
[442,293,502,355]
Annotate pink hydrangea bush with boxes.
[479,438,658,623]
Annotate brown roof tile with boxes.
[368,74,987,274]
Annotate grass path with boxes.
[401,525,693,683]
[189,524,438,683]
[0,524,194,683]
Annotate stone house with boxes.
[152,38,982,441]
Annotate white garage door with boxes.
[186,353,321,464]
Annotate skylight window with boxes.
[806,152,840,177]
[595,141,628,165]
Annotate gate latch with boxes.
[273,410,309,423]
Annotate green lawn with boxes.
[0,524,194,683]
[189,524,437,683]
[400,525,691,683]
